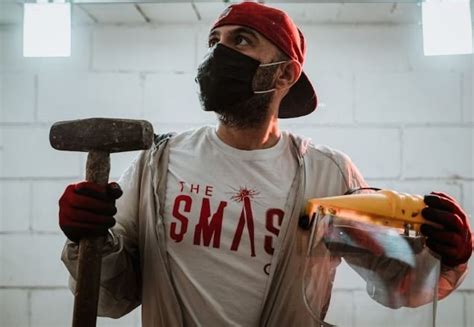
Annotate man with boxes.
[60,2,472,326]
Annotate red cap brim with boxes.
[278,71,317,118]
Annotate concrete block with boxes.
[30,288,140,327]
[38,72,142,123]
[0,181,30,232]
[143,73,214,125]
[38,26,92,73]
[403,127,473,179]
[196,24,215,67]
[1,26,91,73]
[459,269,474,291]
[302,24,413,75]
[467,293,474,327]
[30,289,140,326]
[406,27,473,73]
[285,72,353,125]
[332,260,366,290]
[303,23,471,76]
[0,73,3,122]
[1,27,30,72]
[355,72,461,124]
[0,289,29,327]
[1,73,36,123]
[324,290,353,326]
[109,151,142,180]
[0,234,69,287]
[92,26,196,73]
[294,127,401,179]
[436,291,464,327]
[353,290,435,327]
[462,70,473,123]
[136,311,142,327]
[459,182,474,291]
[32,180,77,232]
[31,289,73,327]
[462,181,473,225]
[0,30,4,66]
[1,126,81,178]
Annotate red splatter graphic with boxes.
[230,187,260,203]
[229,186,259,256]
[231,194,257,257]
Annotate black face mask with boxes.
[195,44,285,128]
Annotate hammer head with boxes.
[50,118,154,153]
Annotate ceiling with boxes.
[0,1,471,26]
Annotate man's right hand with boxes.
[59,181,123,243]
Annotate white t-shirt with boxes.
[162,126,297,326]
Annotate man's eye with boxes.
[235,35,250,46]
[208,38,218,48]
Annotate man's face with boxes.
[202,25,284,129]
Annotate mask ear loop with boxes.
[253,60,289,94]
[253,89,277,94]
[259,60,288,67]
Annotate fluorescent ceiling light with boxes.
[23,2,71,57]
[422,0,472,56]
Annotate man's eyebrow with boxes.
[208,27,260,41]
[231,27,259,41]
[208,30,219,39]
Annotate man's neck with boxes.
[216,118,281,151]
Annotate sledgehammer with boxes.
[50,118,154,327]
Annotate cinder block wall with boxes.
[0,9,472,327]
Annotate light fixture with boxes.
[422,0,473,56]
[23,0,71,57]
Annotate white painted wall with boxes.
[0,5,472,326]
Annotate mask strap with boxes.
[254,88,276,94]
[259,60,288,68]
[254,60,289,94]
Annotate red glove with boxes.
[420,192,472,267]
[59,181,123,243]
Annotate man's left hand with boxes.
[420,192,472,267]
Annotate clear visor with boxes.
[303,211,440,326]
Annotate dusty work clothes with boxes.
[62,126,468,327]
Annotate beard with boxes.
[210,65,279,129]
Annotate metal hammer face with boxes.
[49,118,154,153]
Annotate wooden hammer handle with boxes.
[72,151,110,327]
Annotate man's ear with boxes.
[274,60,302,90]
